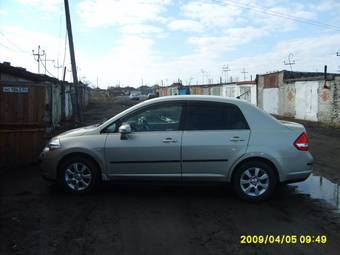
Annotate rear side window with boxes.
[185,101,249,130]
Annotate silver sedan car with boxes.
[40,96,313,200]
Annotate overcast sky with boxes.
[1,0,340,88]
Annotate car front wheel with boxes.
[57,156,100,194]
[232,160,277,201]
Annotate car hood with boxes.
[57,124,99,138]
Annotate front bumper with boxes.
[39,148,60,180]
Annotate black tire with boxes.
[232,160,277,201]
[57,156,101,194]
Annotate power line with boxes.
[219,0,340,32]
[40,59,56,78]
[43,52,55,75]
[0,41,11,50]
[0,31,29,53]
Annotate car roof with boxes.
[145,95,248,106]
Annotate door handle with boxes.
[230,136,245,142]
[162,137,177,143]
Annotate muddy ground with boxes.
[1,97,340,255]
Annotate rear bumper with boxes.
[278,151,313,183]
[283,170,312,183]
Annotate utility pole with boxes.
[54,59,63,79]
[284,53,295,71]
[241,68,248,81]
[64,0,81,121]
[188,77,193,85]
[32,45,45,73]
[222,64,231,83]
[43,52,55,75]
[201,69,206,84]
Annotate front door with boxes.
[181,101,250,181]
[104,102,184,180]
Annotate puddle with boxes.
[290,174,340,212]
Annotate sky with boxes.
[1,0,340,88]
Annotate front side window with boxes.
[185,102,249,130]
[120,103,183,132]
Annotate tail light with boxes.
[294,132,309,151]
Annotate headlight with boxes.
[48,138,61,150]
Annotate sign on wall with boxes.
[2,87,29,93]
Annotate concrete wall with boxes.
[318,79,339,125]
[279,83,295,118]
[333,77,340,124]
[294,81,319,121]
[257,71,340,125]
[263,88,279,114]
[257,71,284,109]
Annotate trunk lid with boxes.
[279,120,306,132]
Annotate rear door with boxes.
[181,101,250,181]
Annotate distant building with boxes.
[222,81,257,105]
[157,81,257,105]
[257,70,340,125]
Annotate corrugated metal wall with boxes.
[0,82,48,166]
[0,80,90,166]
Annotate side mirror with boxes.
[119,124,131,140]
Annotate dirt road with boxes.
[1,98,340,255]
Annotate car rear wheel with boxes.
[57,156,100,194]
[232,161,277,201]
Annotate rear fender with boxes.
[227,152,283,182]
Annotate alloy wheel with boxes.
[64,162,93,191]
[240,167,269,197]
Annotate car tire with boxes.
[57,156,101,194]
[232,160,277,201]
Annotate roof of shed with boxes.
[0,62,87,86]
[258,70,340,81]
